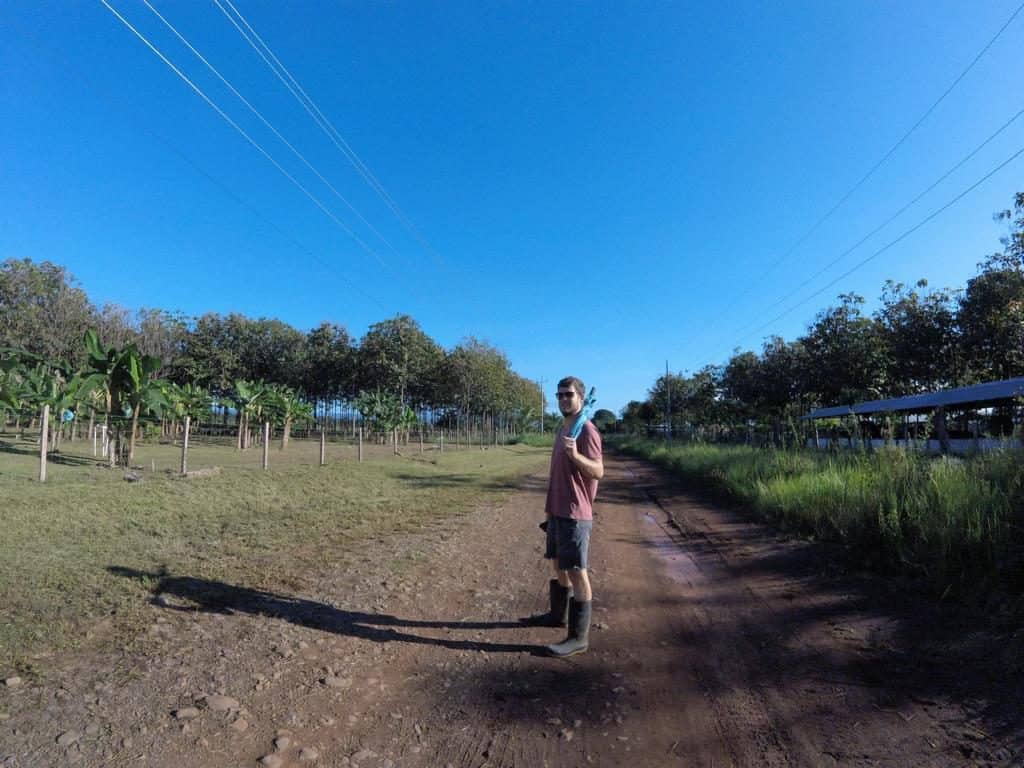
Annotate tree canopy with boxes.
[0,259,541,425]
[624,192,1024,437]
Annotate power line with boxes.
[141,0,408,266]
[703,102,1024,357]
[99,0,397,277]
[720,0,1024,309]
[738,143,1024,346]
[17,11,389,313]
[213,0,448,269]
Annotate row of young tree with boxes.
[0,260,545,441]
[621,193,1024,441]
[0,329,313,469]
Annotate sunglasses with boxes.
[555,392,577,400]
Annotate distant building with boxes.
[802,377,1024,454]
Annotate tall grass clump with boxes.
[612,436,1023,589]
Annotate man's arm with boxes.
[562,436,604,480]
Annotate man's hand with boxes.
[562,436,579,459]
[563,436,604,480]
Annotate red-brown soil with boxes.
[1,453,1021,767]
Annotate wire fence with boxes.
[0,412,538,482]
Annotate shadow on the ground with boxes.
[108,566,544,656]
[386,472,522,492]
[0,439,97,465]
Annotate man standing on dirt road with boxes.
[521,375,603,657]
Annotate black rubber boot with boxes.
[520,580,572,627]
[546,599,592,658]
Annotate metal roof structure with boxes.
[803,377,1024,420]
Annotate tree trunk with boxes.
[281,418,291,451]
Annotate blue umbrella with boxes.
[569,387,597,440]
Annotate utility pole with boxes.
[537,378,547,434]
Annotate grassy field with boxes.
[611,436,1024,592]
[0,432,548,671]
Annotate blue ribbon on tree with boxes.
[569,387,597,440]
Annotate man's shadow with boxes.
[108,566,543,655]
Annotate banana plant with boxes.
[164,382,212,473]
[81,329,120,420]
[355,390,404,435]
[164,382,213,422]
[80,329,167,463]
[119,352,167,462]
[1,348,50,435]
[230,379,272,450]
[16,363,84,453]
[0,356,22,414]
[266,385,313,451]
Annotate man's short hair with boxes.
[557,376,585,398]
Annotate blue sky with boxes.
[2,1,1023,414]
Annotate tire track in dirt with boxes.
[625,458,1020,767]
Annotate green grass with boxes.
[612,436,1024,590]
[508,432,556,448]
[0,433,548,671]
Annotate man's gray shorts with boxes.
[544,516,592,571]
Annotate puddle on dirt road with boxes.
[639,507,704,588]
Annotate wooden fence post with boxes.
[262,421,270,469]
[39,404,49,483]
[320,427,326,466]
[180,416,190,475]
[358,427,363,463]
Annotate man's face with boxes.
[556,387,581,417]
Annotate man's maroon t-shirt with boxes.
[545,420,602,520]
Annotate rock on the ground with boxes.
[259,755,284,768]
[206,694,239,712]
[56,731,81,747]
[274,735,292,750]
[229,718,249,732]
[172,707,201,720]
[3,677,23,688]
[321,675,352,689]
[299,747,320,762]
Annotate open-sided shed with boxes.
[802,377,1024,453]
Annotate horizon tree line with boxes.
[0,261,546,445]
[622,192,1024,442]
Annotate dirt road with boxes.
[2,453,1021,767]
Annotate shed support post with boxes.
[934,406,950,454]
